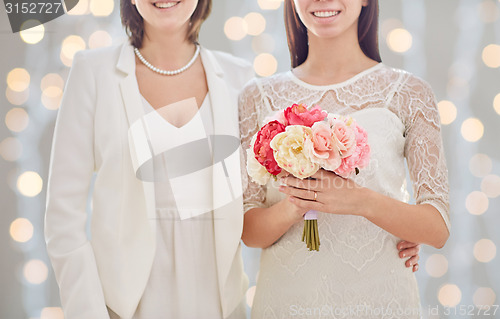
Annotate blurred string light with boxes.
[40,307,64,319]
[224,17,248,41]
[460,117,484,142]
[9,218,34,243]
[5,108,29,133]
[41,74,64,110]
[20,20,44,44]
[482,44,500,68]
[481,175,500,198]
[7,68,30,92]
[257,0,283,10]
[60,35,86,67]
[469,153,492,177]
[90,0,114,17]
[17,171,43,197]
[438,284,462,307]
[494,93,500,115]
[386,28,413,53]
[254,53,278,77]
[473,239,497,263]
[244,12,266,36]
[6,88,30,105]
[66,0,89,15]
[473,287,497,308]
[466,191,489,215]
[437,100,457,125]
[23,260,48,285]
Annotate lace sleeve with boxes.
[239,79,267,213]
[394,75,451,232]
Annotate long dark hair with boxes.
[120,0,212,49]
[284,0,381,68]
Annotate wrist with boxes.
[279,198,305,224]
[357,187,378,219]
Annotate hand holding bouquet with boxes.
[246,104,370,251]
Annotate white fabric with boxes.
[44,41,253,319]
[129,95,220,318]
[238,63,450,318]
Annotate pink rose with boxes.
[254,120,286,175]
[335,123,370,178]
[329,115,356,158]
[284,104,327,127]
[306,121,342,171]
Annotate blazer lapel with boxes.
[201,47,245,314]
[116,43,157,227]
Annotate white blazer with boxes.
[44,42,254,319]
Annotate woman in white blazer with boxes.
[44,0,253,318]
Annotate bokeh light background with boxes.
[1,0,499,318]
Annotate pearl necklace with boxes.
[134,44,200,76]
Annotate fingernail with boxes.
[414,265,419,271]
[279,186,284,191]
[402,253,406,257]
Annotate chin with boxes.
[309,27,345,40]
[147,19,189,35]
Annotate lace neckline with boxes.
[287,63,384,90]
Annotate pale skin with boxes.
[132,0,207,126]
[242,0,450,271]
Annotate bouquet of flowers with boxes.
[246,104,370,251]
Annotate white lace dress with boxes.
[238,63,450,319]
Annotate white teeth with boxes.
[313,11,340,18]
[154,2,177,8]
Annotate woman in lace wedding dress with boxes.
[239,0,450,318]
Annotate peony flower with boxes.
[305,121,343,171]
[247,134,273,185]
[284,104,327,127]
[335,122,370,178]
[270,125,320,179]
[254,120,286,175]
[328,114,356,158]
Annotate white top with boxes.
[128,94,223,318]
[239,64,450,318]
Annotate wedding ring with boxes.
[313,191,317,201]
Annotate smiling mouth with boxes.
[312,11,340,18]
[153,1,179,9]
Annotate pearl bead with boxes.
[134,45,200,76]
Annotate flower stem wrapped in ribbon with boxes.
[246,104,370,251]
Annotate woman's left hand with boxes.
[278,169,366,216]
[398,240,421,272]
